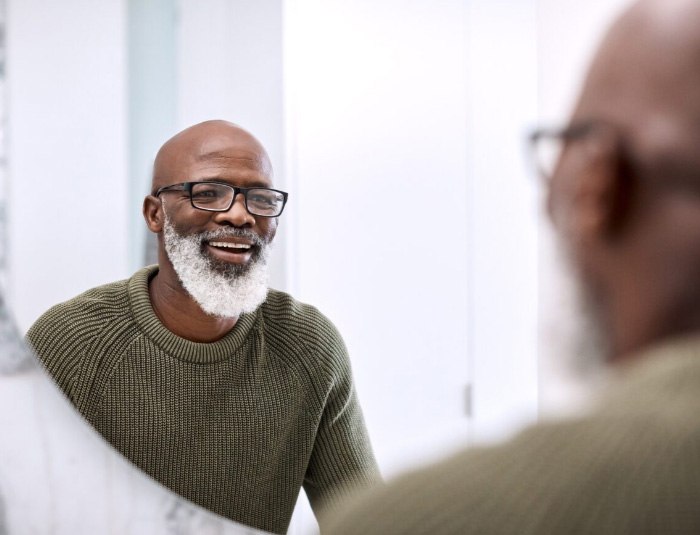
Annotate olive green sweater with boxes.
[27,266,380,534]
[325,337,700,534]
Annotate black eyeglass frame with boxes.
[528,120,614,182]
[154,181,289,217]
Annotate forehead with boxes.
[191,151,272,187]
[161,129,273,187]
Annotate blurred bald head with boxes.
[152,120,273,193]
[573,0,700,171]
[549,0,700,363]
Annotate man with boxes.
[27,120,379,534]
[325,0,700,533]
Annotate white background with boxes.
[4,0,632,532]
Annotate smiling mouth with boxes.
[208,241,252,251]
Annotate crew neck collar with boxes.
[127,265,260,364]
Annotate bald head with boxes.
[152,120,273,193]
[548,0,700,361]
[573,0,700,168]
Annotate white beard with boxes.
[162,215,270,318]
[554,240,609,378]
[540,226,611,416]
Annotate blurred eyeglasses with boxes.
[528,121,604,182]
[155,181,289,217]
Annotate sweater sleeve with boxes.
[26,303,88,402]
[301,315,382,518]
[24,284,125,409]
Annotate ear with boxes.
[550,132,630,245]
[578,134,631,242]
[143,195,164,233]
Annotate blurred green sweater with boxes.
[325,337,700,534]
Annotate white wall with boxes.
[7,0,129,332]
[284,0,540,474]
[285,0,471,475]
[465,0,539,444]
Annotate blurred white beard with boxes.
[162,214,270,318]
[540,227,611,415]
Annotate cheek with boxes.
[257,218,278,243]
[167,206,212,235]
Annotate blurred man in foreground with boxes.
[326,0,700,532]
[27,120,379,534]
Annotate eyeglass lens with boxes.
[190,183,285,216]
[532,134,564,181]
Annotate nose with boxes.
[212,192,254,227]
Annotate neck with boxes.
[612,309,700,365]
[149,266,238,343]
[608,270,700,364]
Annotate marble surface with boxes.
[0,298,268,535]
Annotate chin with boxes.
[202,249,257,278]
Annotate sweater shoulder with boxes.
[260,289,350,374]
[26,278,134,384]
[262,289,345,349]
[28,278,131,340]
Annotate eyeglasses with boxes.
[154,181,289,217]
[528,121,606,182]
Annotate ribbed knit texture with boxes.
[325,337,700,534]
[26,266,380,534]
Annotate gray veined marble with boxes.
[0,299,31,376]
[0,295,269,535]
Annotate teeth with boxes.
[209,241,251,250]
